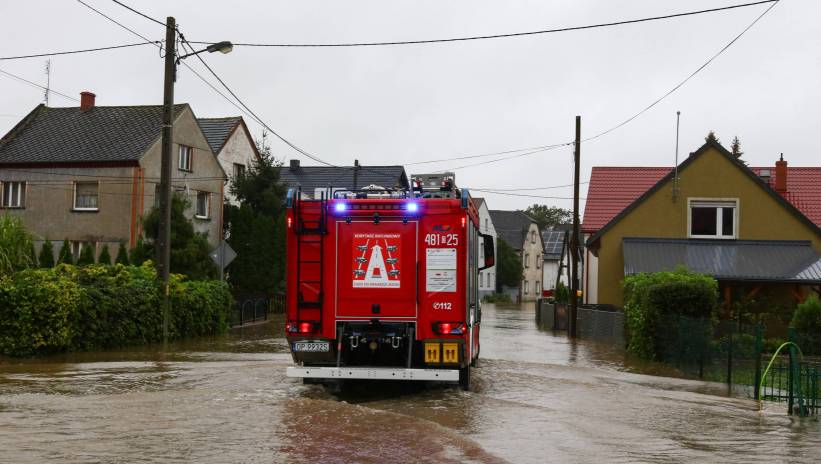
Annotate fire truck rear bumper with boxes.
[286,366,459,382]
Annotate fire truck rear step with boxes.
[286,366,459,382]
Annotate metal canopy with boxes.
[623,238,821,283]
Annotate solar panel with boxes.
[542,230,566,258]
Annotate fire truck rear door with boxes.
[335,220,418,318]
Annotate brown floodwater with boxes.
[0,302,818,463]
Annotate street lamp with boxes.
[157,16,232,344]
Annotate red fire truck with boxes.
[284,177,494,389]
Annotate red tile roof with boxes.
[582,166,821,234]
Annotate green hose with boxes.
[758,341,804,402]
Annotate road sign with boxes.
[210,241,237,269]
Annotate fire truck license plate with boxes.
[293,342,330,352]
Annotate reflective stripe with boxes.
[286,366,459,381]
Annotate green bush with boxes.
[57,239,73,265]
[0,268,83,356]
[0,215,36,276]
[77,245,95,266]
[0,263,233,356]
[482,293,512,303]
[792,296,821,354]
[791,295,821,334]
[38,240,55,268]
[623,269,719,360]
[115,242,129,265]
[554,281,570,304]
[97,245,112,265]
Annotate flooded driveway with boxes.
[0,302,818,463]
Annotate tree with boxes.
[524,204,572,230]
[705,130,720,144]
[115,241,130,265]
[141,193,217,280]
[0,215,36,276]
[77,244,95,266]
[224,136,288,295]
[57,239,73,265]
[39,240,55,268]
[98,244,112,265]
[130,237,151,266]
[496,238,523,290]
[730,136,747,165]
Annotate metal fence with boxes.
[232,293,285,326]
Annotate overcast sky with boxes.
[1,0,818,211]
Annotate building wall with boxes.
[0,165,137,259]
[520,223,544,301]
[594,146,821,306]
[216,123,257,205]
[140,106,226,247]
[476,202,497,297]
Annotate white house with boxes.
[198,117,260,205]
[472,198,497,298]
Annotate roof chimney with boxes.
[289,159,300,171]
[775,153,787,193]
[80,91,96,111]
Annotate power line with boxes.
[188,1,776,48]
[0,68,79,102]
[470,188,584,200]
[110,0,165,26]
[582,0,780,143]
[0,42,155,61]
[436,0,780,172]
[471,182,589,192]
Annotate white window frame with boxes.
[524,253,530,268]
[524,280,530,294]
[1,181,26,208]
[73,181,99,211]
[195,191,210,219]
[687,198,739,239]
[178,145,193,172]
[536,253,541,269]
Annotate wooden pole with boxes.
[569,116,581,338]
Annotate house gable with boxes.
[593,141,821,306]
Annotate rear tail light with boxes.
[286,321,320,334]
[432,322,466,335]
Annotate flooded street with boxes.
[1,302,819,463]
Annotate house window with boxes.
[524,253,530,268]
[196,191,210,219]
[73,182,99,210]
[531,230,536,243]
[484,218,488,231]
[536,253,541,269]
[233,163,246,179]
[1,181,25,208]
[178,145,193,171]
[689,199,737,238]
[536,281,541,295]
[524,280,530,294]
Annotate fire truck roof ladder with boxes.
[295,188,326,316]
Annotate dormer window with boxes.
[688,199,737,239]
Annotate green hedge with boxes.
[623,269,719,360]
[0,263,232,356]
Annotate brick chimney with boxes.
[775,153,788,193]
[80,91,96,111]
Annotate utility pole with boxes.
[158,16,176,344]
[569,116,581,338]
